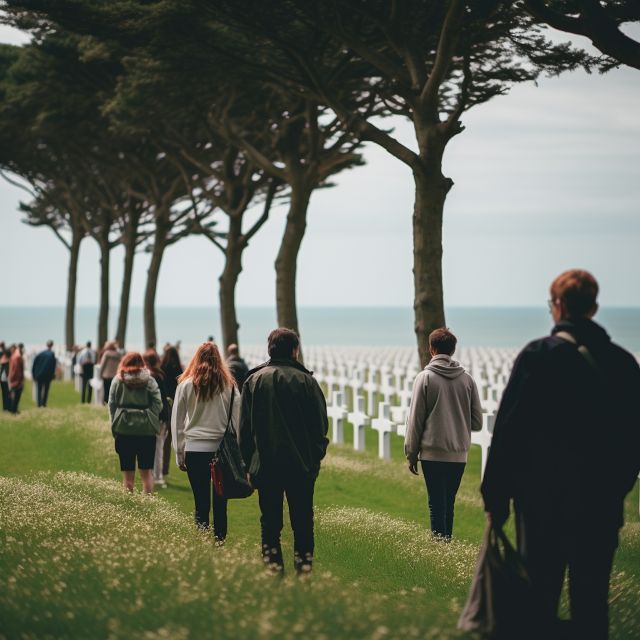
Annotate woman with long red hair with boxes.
[171,342,240,544]
[108,352,163,493]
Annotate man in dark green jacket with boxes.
[240,328,328,574]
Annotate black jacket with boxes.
[227,355,249,392]
[239,358,329,483]
[481,319,640,537]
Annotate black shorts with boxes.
[115,434,156,471]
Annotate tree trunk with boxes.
[412,163,449,367]
[274,181,311,337]
[65,231,82,352]
[219,216,243,351]
[144,232,167,349]
[116,232,136,349]
[97,235,110,349]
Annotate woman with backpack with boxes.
[171,342,240,544]
[108,352,163,493]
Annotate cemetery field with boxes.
[1,381,639,639]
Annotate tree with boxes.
[0,42,91,351]
[208,0,605,364]
[523,0,640,69]
[2,0,368,345]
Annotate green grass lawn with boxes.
[1,380,638,639]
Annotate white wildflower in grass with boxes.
[0,473,453,639]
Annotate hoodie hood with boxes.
[426,354,466,379]
[121,368,151,388]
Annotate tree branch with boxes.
[420,0,466,114]
[242,178,278,245]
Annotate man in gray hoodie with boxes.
[405,328,482,540]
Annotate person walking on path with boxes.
[171,342,240,544]
[99,341,121,405]
[108,352,163,494]
[32,340,57,408]
[239,328,329,574]
[0,344,11,411]
[404,328,482,541]
[143,350,170,489]
[481,269,640,640]
[8,343,24,414]
[77,341,97,404]
[226,343,249,392]
[160,345,183,483]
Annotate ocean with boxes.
[1,306,639,352]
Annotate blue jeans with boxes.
[421,460,466,540]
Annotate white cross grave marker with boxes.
[372,401,396,460]
[347,394,370,452]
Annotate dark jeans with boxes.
[81,364,94,403]
[516,510,616,640]
[162,430,171,476]
[1,381,10,411]
[36,379,51,407]
[421,460,466,540]
[10,386,23,414]
[185,451,228,539]
[103,377,113,405]
[258,472,316,572]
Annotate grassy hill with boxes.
[1,381,638,638]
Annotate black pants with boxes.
[421,460,466,539]
[185,451,228,539]
[1,381,10,411]
[81,364,94,403]
[10,386,23,414]
[516,511,616,640]
[103,378,113,405]
[258,472,316,572]
[36,379,51,407]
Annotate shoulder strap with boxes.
[555,331,599,372]
[225,386,236,434]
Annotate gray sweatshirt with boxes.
[404,354,483,464]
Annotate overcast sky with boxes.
[1,23,639,309]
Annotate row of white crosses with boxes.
[241,344,519,480]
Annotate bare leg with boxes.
[140,469,154,494]
[123,470,135,492]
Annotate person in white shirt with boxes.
[77,341,97,404]
[171,342,240,544]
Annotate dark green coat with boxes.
[239,358,329,482]
[108,373,163,438]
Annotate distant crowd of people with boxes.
[0,340,58,414]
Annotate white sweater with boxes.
[171,380,240,466]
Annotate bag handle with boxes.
[225,385,236,435]
[555,331,600,372]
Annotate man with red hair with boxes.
[482,269,640,639]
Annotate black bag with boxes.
[210,386,253,499]
[458,524,536,639]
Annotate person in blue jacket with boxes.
[32,340,57,408]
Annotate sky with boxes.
[1,23,639,310]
